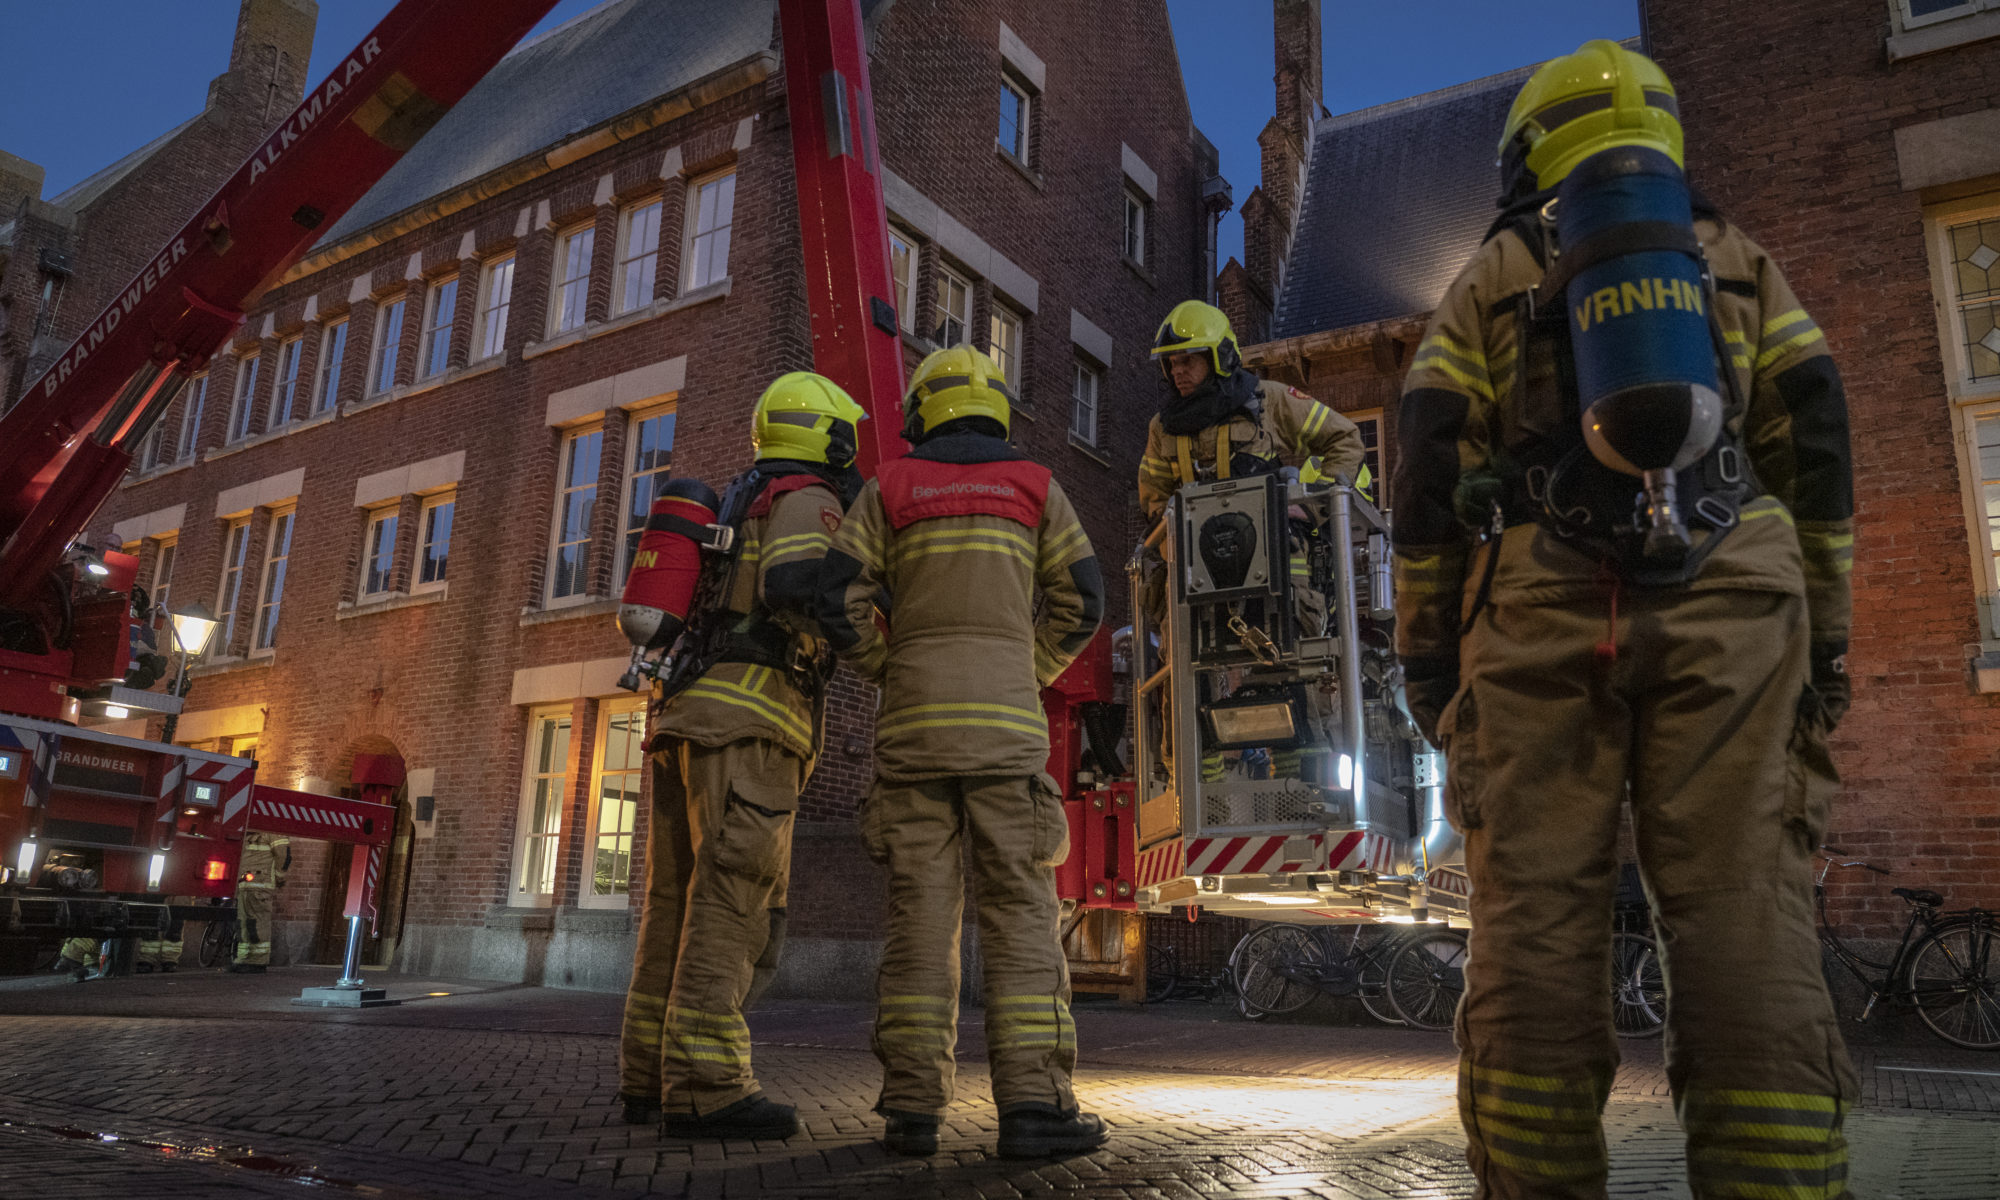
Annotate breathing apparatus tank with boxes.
[1557,146,1721,564]
[617,477,722,651]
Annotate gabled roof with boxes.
[319,0,776,246]
[1271,61,1537,340]
[49,115,200,213]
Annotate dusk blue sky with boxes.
[0,1,1637,266]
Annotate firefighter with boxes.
[137,907,185,973]
[616,372,861,1141]
[816,345,1107,1160]
[1392,41,1858,1197]
[230,830,289,972]
[55,937,99,982]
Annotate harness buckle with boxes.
[1715,443,1744,485]
[1693,495,1738,529]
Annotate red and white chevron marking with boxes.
[251,795,372,834]
[1141,829,1402,888]
[1134,840,1184,888]
[1326,830,1397,872]
[1429,867,1470,898]
[362,844,384,924]
[185,759,254,824]
[1182,833,1315,878]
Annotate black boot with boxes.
[661,1093,799,1140]
[619,1093,661,1126]
[880,1109,939,1156]
[997,1103,1107,1160]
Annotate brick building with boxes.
[1225,1,2000,939]
[28,0,1226,991]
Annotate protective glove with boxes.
[1401,654,1460,750]
[1811,642,1850,732]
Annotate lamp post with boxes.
[161,602,220,743]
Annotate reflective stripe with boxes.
[1464,1062,1609,1183]
[1739,500,1796,527]
[1411,350,1495,401]
[1761,309,1813,340]
[1298,402,1331,448]
[679,673,812,745]
[1423,332,1488,370]
[878,700,1047,739]
[1044,520,1091,565]
[890,526,1037,570]
[1756,327,1825,371]
[988,994,1076,1051]
[878,994,955,1052]
[762,531,830,565]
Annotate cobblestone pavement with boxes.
[0,968,1994,1198]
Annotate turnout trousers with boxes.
[233,885,275,965]
[618,737,798,1115]
[1443,585,1858,1199]
[862,773,1076,1117]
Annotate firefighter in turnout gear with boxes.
[816,345,1108,1160]
[1392,41,1858,1198]
[231,832,289,971]
[616,372,859,1141]
[1140,300,1368,782]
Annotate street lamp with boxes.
[161,602,220,743]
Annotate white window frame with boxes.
[888,229,917,333]
[547,425,604,607]
[1350,407,1385,495]
[151,536,177,617]
[216,517,251,653]
[228,354,261,443]
[419,277,458,380]
[371,296,406,396]
[579,698,646,909]
[476,257,514,362]
[620,406,677,582]
[137,405,171,472]
[988,304,1022,395]
[312,319,347,415]
[359,506,400,601]
[269,335,303,429]
[1123,188,1149,267]
[933,263,972,349]
[513,707,571,906]
[550,225,596,336]
[175,374,207,463]
[252,506,294,655]
[1070,356,1102,447]
[998,74,1031,164]
[683,170,736,292]
[1897,0,1994,30]
[416,493,454,592]
[1927,194,2000,638]
[614,200,664,315]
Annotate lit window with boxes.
[515,709,571,902]
[1945,214,2000,386]
[583,701,645,906]
[216,518,251,651]
[176,375,207,463]
[371,297,406,395]
[549,427,603,603]
[551,226,595,335]
[1124,190,1149,266]
[137,392,173,471]
[477,257,514,360]
[998,76,1030,163]
[1970,409,2000,635]
[988,305,1021,394]
[420,278,457,380]
[622,409,677,579]
[418,495,453,588]
[269,336,303,428]
[253,509,293,653]
[1071,357,1101,446]
[312,320,347,414]
[889,230,916,333]
[228,354,261,442]
[615,200,663,314]
[152,537,176,615]
[684,171,736,291]
[360,508,398,599]
[933,265,972,348]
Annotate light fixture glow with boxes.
[168,603,221,657]
[1381,913,1419,924]
[85,562,110,577]
[1337,753,1354,790]
[147,854,166,889]
[103,704,130,720]
[16,841,36,876]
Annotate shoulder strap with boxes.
[747,472,825,518]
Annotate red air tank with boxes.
[618,478,721,650]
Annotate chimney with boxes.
[1272,0,1322,145]
[209,0,320,124]
[1233,0,1321,344]
[0,149,46,216]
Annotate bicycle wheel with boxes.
[1907,919,2000,1051]
[1611,932,1666,1038]
[1144,943,1179,1004]
[196,920,227,969]
[1386,928,1467,1031]
[1231,924,1324,1017]
[1355,927,1407,1027]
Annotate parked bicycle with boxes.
[1383,926,1469,1030]
[1145,940,1244,1010]
[196,915,239,969]
[1610,930,1666,1038]
[1229,922,1406,1025]
[1817,846,1999,1050]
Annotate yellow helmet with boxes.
[1150,300,1241,380]
[903,344,1014,440]
[752,372,867,468]
[1498,40,1683,191]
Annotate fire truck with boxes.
[0,0,569,984]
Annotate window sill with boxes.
[1888,9,2000,61]
[485,904,555,929]
[1951,379,2000,407]
[558,905,634,929]
[996,145,1044,190]
[1122,255,1155,287]
[521,280,733,362]
[1068,432,1110,465]
[520,596,619,626]
[337,585,449,621]
[189,655,273,678]
[344,359,504,416]
[124,460,196,487]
